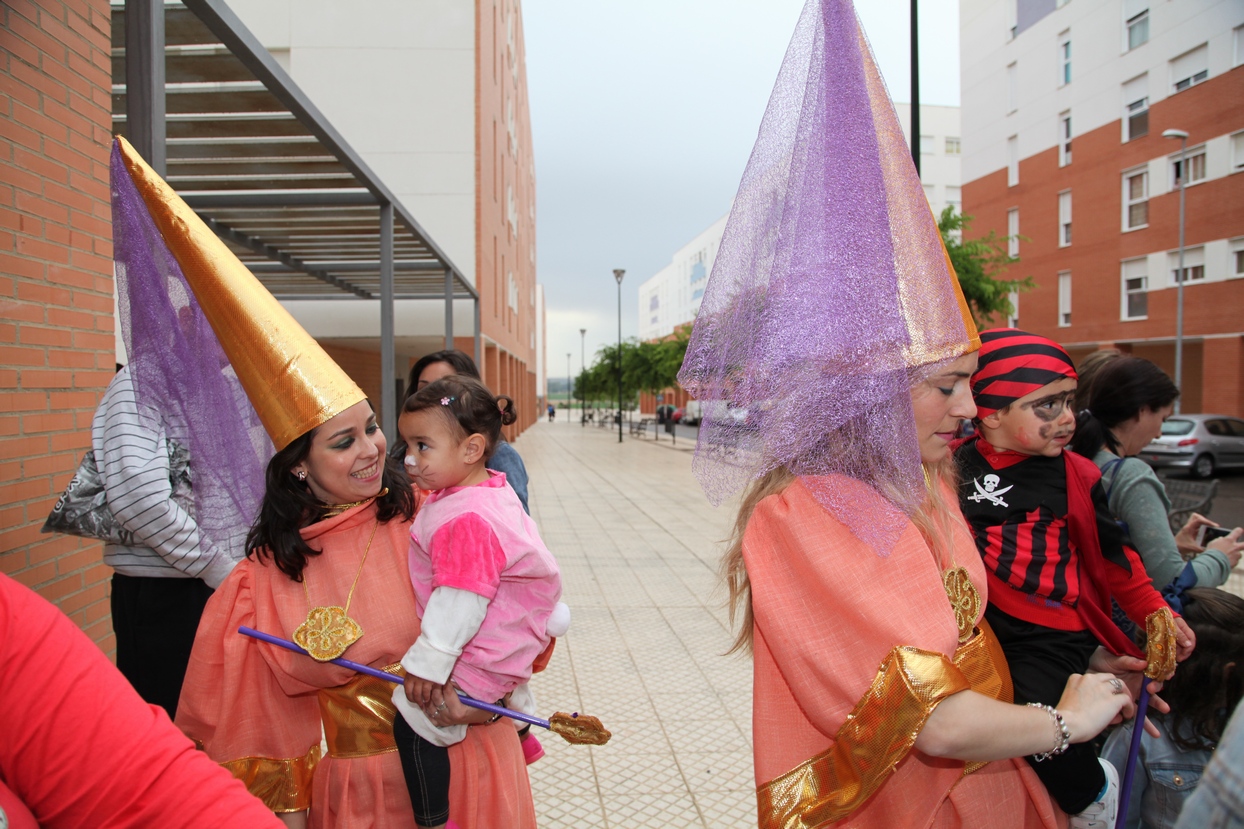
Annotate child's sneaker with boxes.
[1069,758,1119,829]
[520,731,545,765]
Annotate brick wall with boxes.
[1,0,117,649]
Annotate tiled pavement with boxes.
[517,418,755,828]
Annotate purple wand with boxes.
[237,626,611,745]
[1115,684,1149,829]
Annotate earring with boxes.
[296,470,307,481]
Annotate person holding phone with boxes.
[1069,356,1243,590]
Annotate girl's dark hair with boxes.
[1069,356,1179,457]
[245,415,415,582]
[402,375,515,460]
[1161,588,1244,750]
[408,350,480,394]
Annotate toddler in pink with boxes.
[392,375,567,829]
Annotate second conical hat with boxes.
[114,135,365,451]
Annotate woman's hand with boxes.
[425,681,500,726]
[1085,647,1170,737]
[1206,527,1244,570]
[1175,513,1216,557]
[1056,672,1135,744]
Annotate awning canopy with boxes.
[111,0,476,303]
[113,0,477,438]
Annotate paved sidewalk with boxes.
[516,419,755,828]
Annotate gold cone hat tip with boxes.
[114,135,366,450]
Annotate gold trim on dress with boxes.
[317,663,404,759]
[757,621,1014,829]
[222,745,320,813]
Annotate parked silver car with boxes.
[1139,414,1244,478]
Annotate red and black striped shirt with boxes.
[955,437,1166,633]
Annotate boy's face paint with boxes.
[978,377,1078,457]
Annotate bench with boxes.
[629,418,653,437]
[1163,477,1218,536]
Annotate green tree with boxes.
[938,206,1031,325]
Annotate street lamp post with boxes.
[566,352,571,418]
[613,269,625,444]
[579,327,586,427]
[1164,129,1189,413]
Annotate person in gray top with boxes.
[400,350,530,514]
[1070,356,1243,589]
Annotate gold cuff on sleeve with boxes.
[756,646,971,829]
[221,744,321,813]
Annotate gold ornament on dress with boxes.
[293,519,379,661]
[942,566,981,644]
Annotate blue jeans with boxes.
[1175,705,1244,828]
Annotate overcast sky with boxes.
[525,0,961,377]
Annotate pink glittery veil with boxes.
[677,0,979,552]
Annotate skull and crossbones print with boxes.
[968,474,1014,507]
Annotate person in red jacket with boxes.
[955,328,1195,828]
[0,573,285,829]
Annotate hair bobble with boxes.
[440,396,455,406]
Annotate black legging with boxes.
[393,713,451,827]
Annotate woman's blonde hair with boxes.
[722,457,960,654]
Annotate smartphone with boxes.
[1197,525,1234,546]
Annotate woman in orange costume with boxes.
[676,2,1162,825]
[108,135,535,828]
[177,402,536,829]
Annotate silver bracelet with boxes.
[1026,702,1070,762]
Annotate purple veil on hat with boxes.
[111,143,272,565]
[677,0,979,552]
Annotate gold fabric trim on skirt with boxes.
[222,745,321,813]
[757,622,1013,829]
[317,662,404,759]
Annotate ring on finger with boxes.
[1109,677,1125,694]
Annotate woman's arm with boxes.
[915,671,1134,761]
[1111,463,1189,588]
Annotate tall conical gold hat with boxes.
[114,135,365,451]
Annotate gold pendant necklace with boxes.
[293,518,379,661]
[924,465,981,644]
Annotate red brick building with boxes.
[961,0,1244,415]
[2,0,117,649]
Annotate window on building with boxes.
[920,134,935,155]
[1123,169,1148,230]
[1125,4,1149,51]
[1169,246,1206,284]
[1231,239,1244,278]
[1236,25,1244,67]
[1233,132,1244,172]
[1007,291,1019,328]
[1058,31,1071,86]
[945,186,961,213]
[1006,0,1017,40]
[1171,44,1209,92]
[1172,148,1207,186]
[1007,135,1019,186]
[1058,272,1072,327]
[1007,62,1018,113]
[945,136,961,154]
[1123,75,1149,141]
[1058,191,1072,247]
[1007,208,1019,257]
[1058,111,1072,166]
[1121,258,1148,320]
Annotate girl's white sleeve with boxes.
[400,587,490,684]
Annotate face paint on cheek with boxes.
[1038,424,1053,440]
[1033,406,1060,423]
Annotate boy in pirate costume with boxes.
[955,328,1195,828]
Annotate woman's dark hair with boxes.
[402,375,515,460]
[1069,356,1179,457]
[1160,588,1244,750]
[1072,348,1121,413]
[245,415,415,582]
[407,350,481,394]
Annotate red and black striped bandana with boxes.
[971,328,1078,418]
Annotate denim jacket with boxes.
[1175,704,1244,829]
[1103,716,1213,829]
